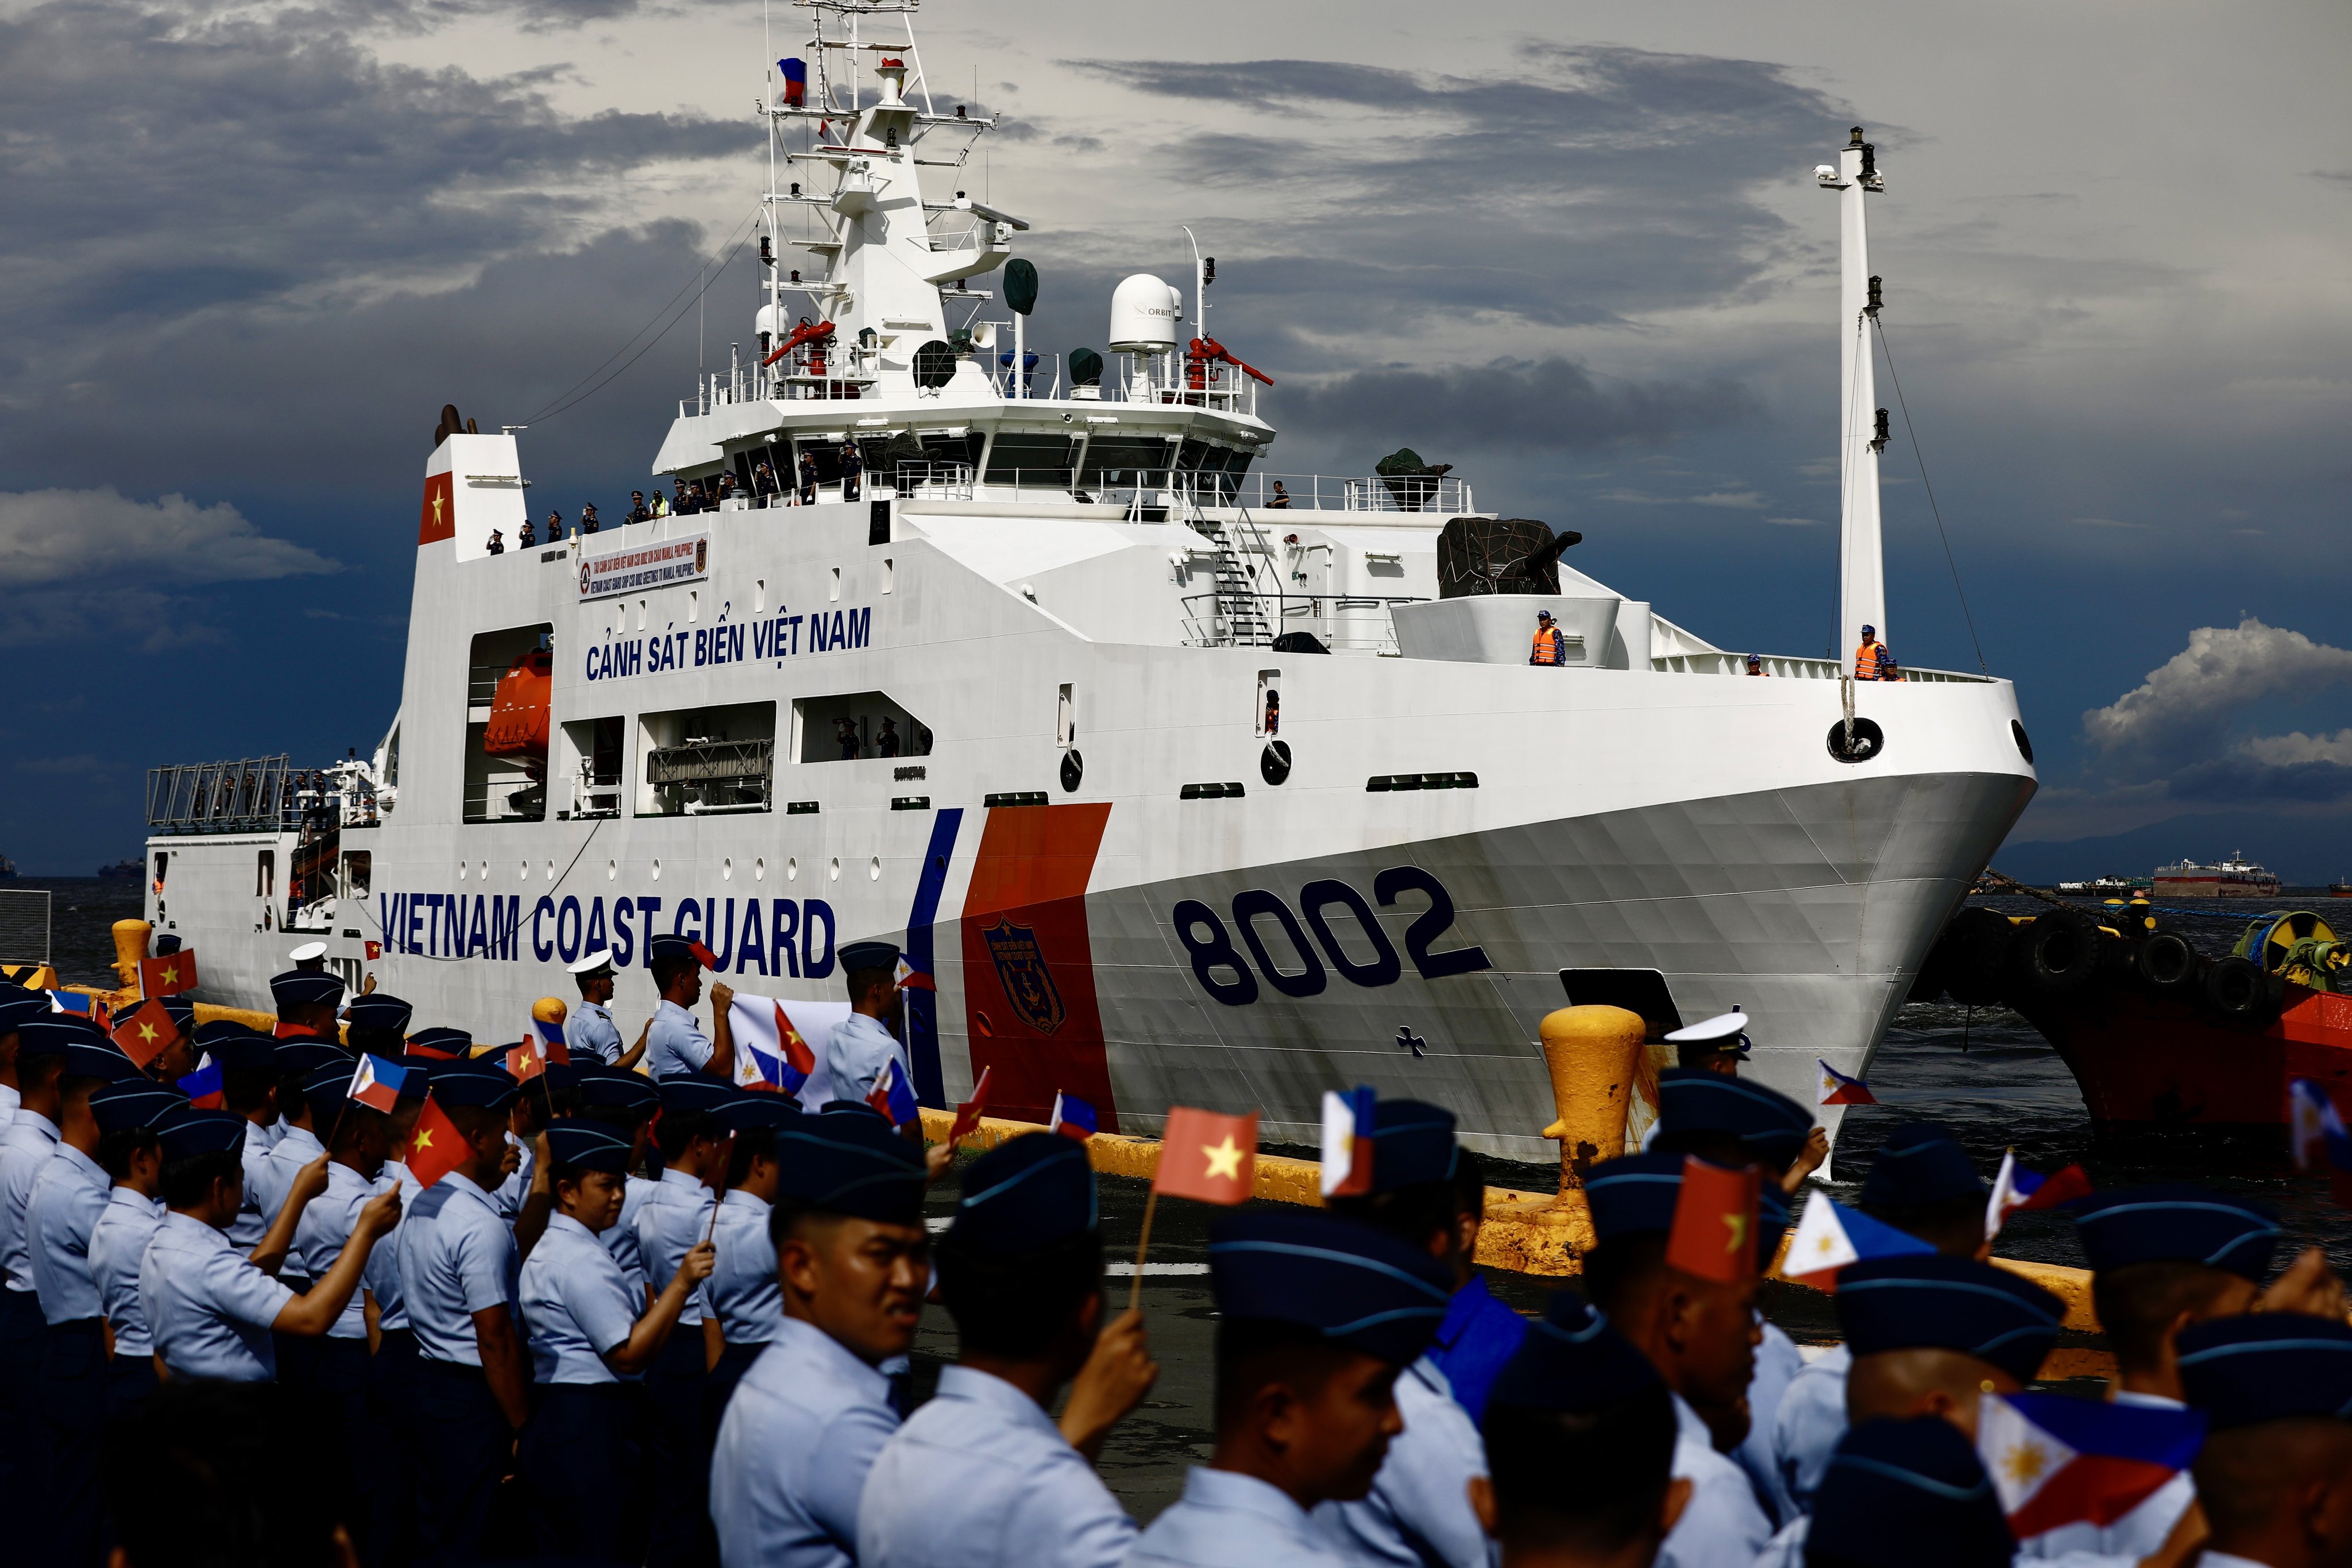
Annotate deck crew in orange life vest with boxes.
[1853,625,1900,681]
[1530,611,1567,667]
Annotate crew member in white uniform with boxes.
[644,934,736,1081]
[822,940,913,1106]
[566,949,639,1068]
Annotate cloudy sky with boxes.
[2,0,2348,878]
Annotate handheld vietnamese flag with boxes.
[504,1040,546,1084]
[894,955,936,992]
[1049,1092,1099,1141]
[177,1060,225,1110]
[1978,1391,2204,1542]
[110,999,179,1068]
[1666,1156,1763,1284]
[140,949,199,1000]
[1986,1149,2096,1241]
[349,1054,407,1114]
[1319,1086,1376,1198]
[1153,1106,1257,1205]
[948,1067,992,1144]
[1780,1194,1937,1288]
[689,940,721,971]
[866,1057,919,1129]
[404,1094,468,1189]
[1817,1059,1878,1106]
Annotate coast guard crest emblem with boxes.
[983,917,1065,1035]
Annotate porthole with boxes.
[1261,740,1293,786]
[723,858,733,880]
[1060,750,1084,792]
[2010,720,2034,764]
[869,856,882,881]
[1826,717,1886,764]
[829,858,841,881]
[459,863,468,880]
[787,857,798,881]
[606,860,617,880]
[754,858,766,881]
[651,859,662,880]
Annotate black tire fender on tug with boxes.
[2011,911,2104,997]
[1941,906,2018,1007]
[2203,955,2285,1024]
[2133,930,2202,995]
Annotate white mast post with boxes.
[1822,128,1886,674]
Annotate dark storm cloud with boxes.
[1272,356,1760,451]
[2165,756,2352,806]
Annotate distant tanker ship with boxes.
[2152,853,2281,899]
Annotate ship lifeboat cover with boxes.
[484,651,552,757]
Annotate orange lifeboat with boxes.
[484,650,551,758]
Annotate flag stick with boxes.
[1127,1187,1158,1313]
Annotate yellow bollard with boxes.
[1538,1005,1647,1203]
[111,920,152,991]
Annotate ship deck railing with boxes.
[1649,651,1995,682]
[663,470,1475,516]
[686,347,1272,420]
[1180,592,1428,654]
[147,757,383,833]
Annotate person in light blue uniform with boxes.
[1474,1296,1689,1567]
[405,1025,473,1064]
[518,1121,716,1562]
[710,1103,931,1568]
[578,1067,662,1298]
[1125,1207,1454,1568]
[822,940,912,1111]
[270,966,345,1043]
[190,1022,283,1253]
[256,1037,349,1396]
[704,1094,798,1437]
[1805,1416,2015,1568]
[566,950,641,1069]
[2175,1312,2352,1568]
[1774,1120,1989,1515]
[395,1057,531,1566]
[858,1133,1154,1568]
[1315,1098,1500,1568]
[1578,1150,1774,1568]
[86,1079,182,1420]
[365,1051,437,1568]
[0,984,48,1127]
[342,989,414,1056]
[0,1014,73,1517]
[638,1072,735,1567]
[646,933,738,1080]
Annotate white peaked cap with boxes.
[288,942,329,963]
[1663,1009,1749,1043]
[567,948,616,974]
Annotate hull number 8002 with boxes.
[1171,866,1492,1007]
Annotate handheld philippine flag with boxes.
[1778,1194,1936,1288]
[404,1094,468,1189]
[1319,1086,1376,1199]
[139,949,199,1000]
[1977,1391,2204,1541]
[349,1053,408,1115]
[1666,1156,1763,1284]
[948,1066,992,1144]
[177,1059,226,1110]
[2287,1078,2352,1205]
[894,956,936,992]
[110,999,180,1068]
[1049,1092,1099,1141]
[1152,1106,1258,1204]
[48,989,97,1018]
[527,1006,569,1065]
[1817,1059,1878,1106]
[866,1057,919,1129]
[1986,1149,2096,1241]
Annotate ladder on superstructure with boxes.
[1181,482,1276,647]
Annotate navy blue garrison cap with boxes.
[577,1069,660,1113]
[1582,1151,1693,1241]
[161,995,195,1034]
[546,1122,634,1175]
[716,1093,800,1133]
[949,1133,1098,1256]
[1207,1208,1453,1366]
[2177,1312,2352,1430]
[1836,1254,2064,1385]
[646,934,702,965]
[542,1062,585,1095]
[17,1015,87,1059]
[839,940,901,974]
[90,1079,189,1137]
[822,1099,887,1119]
[2072,1184,2280,1280]
[774,1110,926,1224]
[195,1024,276,1072]
[1368,1099,1458,1192]
[302,1064,355,1122]
[66,1039,143,1084]
[1654,1069,1816,1169]
[343,993,414,1035]
[405,1027,471,1060]
[1859,1121,1985,1210]
[156,1107,249,1164]
[269,970,345,1008]
[276,1040,349,1079]
[1486,1296,1663,1415]
[1809,1416,2014,1568]
[658,1074,736,1116]
[429,1059,520,1111]
[0,985,48,1034]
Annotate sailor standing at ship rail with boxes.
[645,934,738,1082]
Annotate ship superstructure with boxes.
[140,7,2036,1159]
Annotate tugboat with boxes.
[1917,899,2352,1131]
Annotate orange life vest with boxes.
[1532,627,1565,665]
[1855,639,1892,680]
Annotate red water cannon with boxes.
[1185,335,1273,391]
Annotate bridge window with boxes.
[1077,435,1175,488]
[983,432,1077,487]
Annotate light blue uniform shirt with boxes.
[1772,1341,1849,1513]
[1312,1356,1491,1568]
[603,1173,659,1301]
[253,1124,326,1248]
[0,1109,61,1293]
[859,1363,1136,1568]
[1737,1319,1805,1526]
[710,1314,901,1568]
[1657,1392,1773,1568]
[708,1190,780,1345]
[566,1001,624,1066]
[27,1142,111,1323]
[635,1167,715,1325]
[647,999,713,1079]
[822,1012,909,1105]
[518,1212,640,1385]
[395,1172,517,1366]
[368,1159,422,1331]
[1127,1467,1358,1568]
[140,1210,295,1381]
[493,1133,534,1226]
[0,1083,17,1126]
[291,1161,382,1339]
[90,1187,167,1357]
[229,1118,277,1252]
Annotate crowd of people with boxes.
[492,442,881,551]
[0,951,2347,1568]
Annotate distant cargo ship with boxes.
[2056,875,2133,897]
[96,859,143,879]
[2152,853,2280,899]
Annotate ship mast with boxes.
[1820,128,1886,673]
